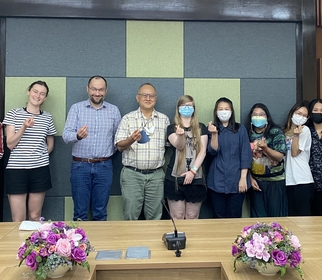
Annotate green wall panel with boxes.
[184,78,241,125]
[5,77,66,136]
[64,196,124,221]
[126,21,184,78]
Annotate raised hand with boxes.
[77,125,88,140]
[23,116,35,128]
[131,129,142,142]
[208,121,218,134]
[175,125,185,135]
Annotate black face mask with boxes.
[311,113,322,124]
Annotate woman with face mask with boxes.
[283,102,314,216]
[207,97,252,218]
[308,99,322,215]
[164,95,208,219]
[248,103,287,217]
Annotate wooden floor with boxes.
[0,217,321,279]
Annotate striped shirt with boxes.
[115,108,170,169]
[0,123,3,159]
[3,107,57,169]
[62,99,121,158]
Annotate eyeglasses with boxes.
[89,87,106,93]
[179,105,193,109]
[252,113,266,117]
[138,93,157,99]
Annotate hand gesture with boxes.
[293,125,303,136]
[175,125,184,135]
[257,137,267,151]
[208,121,218,134]
[77,126,88,140]
[131,129,142,142]
[23,116,34,128]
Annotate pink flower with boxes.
[79,243,87,251]
[49,245,56,253]
[55,238,71,258]
[39,223,53,233]
[291,235,301,249]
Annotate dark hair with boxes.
[307,99,322,127]
[88,75,107,88]
[28,80,49,97]
[247,103,280,138]
[138,83,156,93]
[213,97,239,133]
[283,101,309,132]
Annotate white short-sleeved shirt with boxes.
[285,125,314,185]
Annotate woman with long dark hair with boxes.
[247,103,287,217]
[283,102,314,216]
[207,97,252,218]
[308,99,322,215]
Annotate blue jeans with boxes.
[70,160,113,221]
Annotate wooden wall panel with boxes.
[318,58,322,98]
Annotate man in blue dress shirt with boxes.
[63,75,121,221]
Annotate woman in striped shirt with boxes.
[3,81,56,222]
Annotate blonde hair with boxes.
[174,95,202,173]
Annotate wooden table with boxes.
[0,217,321,279]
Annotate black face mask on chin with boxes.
[311,113,322,124]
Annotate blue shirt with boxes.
[62,99,121,158]
[207,123,252,194]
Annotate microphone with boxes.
[161,199,186,251]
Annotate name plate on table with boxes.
[96,250,122,260]
[125,246,151,259]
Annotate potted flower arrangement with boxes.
[17,220,92,279]
[232,222,304,279]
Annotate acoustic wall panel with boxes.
[66,77,182,121]
[126,21,184,78]
[184,22,296,79]
[240,78,297,126]
[3,18,297,221]
[184,78,240,125]
[5,77,66,136]
[6,18,126,77]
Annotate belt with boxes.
[125,166,161,174]
[72,156,110,163]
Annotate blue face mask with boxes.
[179,106,194,117]
[251,116,267,128]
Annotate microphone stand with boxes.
[161,199,186,255]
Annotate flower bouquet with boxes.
[232,222,304,279]
[17,220,92,280]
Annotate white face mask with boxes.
[217,110,232,122]
[291,113,307,126]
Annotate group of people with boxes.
[2,76,322,222]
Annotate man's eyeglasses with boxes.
[89,87,106,93]
[138,93,157,99]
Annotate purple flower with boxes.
[29,232,40,243]
[39,247,49,257]
[75,228,87,240]
[271,250,288,266]
[71,247,87,263]
[17,243,28,259]
[25,251,38,270]
[46,232,58,245]
[231,245,239,256]
[290,251,302,267]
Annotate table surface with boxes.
[0,217,321,279]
